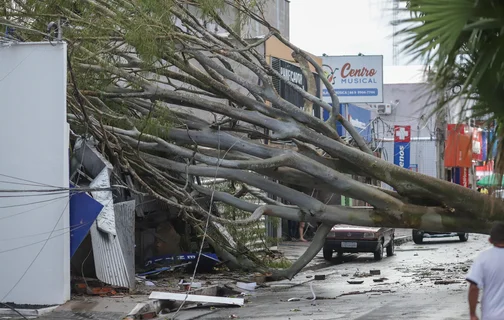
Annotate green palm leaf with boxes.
[399,0,504,172]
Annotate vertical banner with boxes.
[461,167,470,187]
[453,167,461,184]
[453,167,470,187]
[393,125,411,169]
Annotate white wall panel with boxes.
[0,42,69,305]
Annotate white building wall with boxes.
[381,139,438,189]
[0,42,70,305]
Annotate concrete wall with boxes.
[189,0,290,39]
[374,83,438,140]
[0,42,70,305]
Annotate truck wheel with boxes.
[412,230,424,244]
[458,233,469,242]
[323,247,333,261]
[374,242,383,261]
[386,238,395,257]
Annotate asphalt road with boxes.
[189,233,491,320]
[11,233,490,320]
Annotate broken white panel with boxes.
[90,200,136,289]
[90,167,116,236]
[149,292,244,306]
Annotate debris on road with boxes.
[149,291,245,306]
[370,270,381,276]
[339,289,394,297]
[434,280,461,285]
[431,268,446,271]
[236,282,257,291]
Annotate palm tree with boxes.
[399,0,504,171]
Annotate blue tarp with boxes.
[69,186,103,257]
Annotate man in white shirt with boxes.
[466,222,504,320]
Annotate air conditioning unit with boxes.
[375,103,392,115]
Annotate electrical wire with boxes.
[0,195,69,209]
[0,180,56,187]
[0,173,59,188]
[0,186,120,193]
[0,220,92,242]
[0,221,89,255]
[0,195,70,221]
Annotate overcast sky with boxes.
[289,0,408,66]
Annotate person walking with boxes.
[466,222,504,320]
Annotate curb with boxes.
[0,305,58,318]
[394,235,412,246]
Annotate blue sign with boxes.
[322,103,371,141]
[393,142,410,169]
[346,103,372,141]
[482,131,488,161]
[322,104,344,137]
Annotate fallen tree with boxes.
[2,0,503,280]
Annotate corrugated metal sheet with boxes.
[90,200,136,289]
[381,139,438,190]
[79,141,136,289]
[114,200,136,289]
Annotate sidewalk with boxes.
[10,296,143,320]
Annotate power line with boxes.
[0,195,69,221]
[0,173,59,188]
[0,195,69,209]
[0,220,88,255]
[0,221,92,242]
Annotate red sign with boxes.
[445,124,473,168]
[341,63,377,78]
[394,125,411,143]
[447,124,466,134]
[460,167,470,187]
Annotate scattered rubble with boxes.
[434,280,461,285]
[370,270,381,276]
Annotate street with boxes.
[18,233,491,320]
[182,233,490,320]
